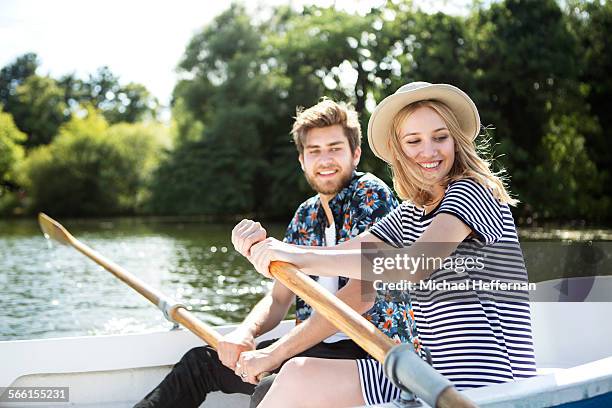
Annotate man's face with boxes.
[299,125,361,197]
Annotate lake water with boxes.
[1,217,611,341]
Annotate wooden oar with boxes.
[37,213,222,349]
[39,212,474,407]
[269,261,477,408]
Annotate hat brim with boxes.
[367,83,480,164]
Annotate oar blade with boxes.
[38,212,74,246]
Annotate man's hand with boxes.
[217,327,256,370]
[232,219,267,258]
[235,346,283,385]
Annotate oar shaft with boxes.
[38,213,222,349]
[438,388,477,408]
[70,238,222,348]
[269,261,394,363]
[174,307,222,349]
[70,238,162,305]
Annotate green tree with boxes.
[567,0,612,211]
[532,112,608,219]
[0,107,26,190]
[261,5,380,213]
[10,75,68,148]
[103,82,158,123]
[153,0,610,222]
[160,4,407,216]
[469,0,580,146]
[22,108,169,216]
[0,54,69,148]
[460,0,610,220]
[155,4,270,215]
[0,53,39,106]
[59,67,158,124]
[107,121,170,210]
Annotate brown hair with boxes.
[388,100,518,206]
[291,98,361,154]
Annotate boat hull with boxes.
[1,322,294,407]
[3,277,612,407]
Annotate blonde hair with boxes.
[291,98,361,154]
[388,100,517,207]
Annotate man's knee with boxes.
[134,346,219,407]
[249,374,277,408]
[173,346,220,384]
[181,346,213,361]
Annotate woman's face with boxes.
[397,106,455,185]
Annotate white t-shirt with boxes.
[319,222,349,343]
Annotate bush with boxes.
[530,113,609,220]
[0,107,26,215]
[21,108,170,216]
[0,107,26,187]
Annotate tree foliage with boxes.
[153,4,283,215]
[3,0,611,222]
[0,55,159,150]
[59,67,159,124]
[10,75,68,148]
[567,0,612,209]
[150,0,610,222]
[0,53,39,107]
[0,107,26,190]
[21,109,170,216]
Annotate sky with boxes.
[0,0,471,110]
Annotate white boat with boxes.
[3,277,612,407]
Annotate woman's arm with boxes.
[249,231,386,280]
[292,230,384,251]
[250,213,472,282]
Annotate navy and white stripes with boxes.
[357,358,402,405]
[357,178,536,404]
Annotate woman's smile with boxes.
[418,160,443,171]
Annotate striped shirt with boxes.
[370,178,537,389]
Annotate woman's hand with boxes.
[249,238,300,278]
[236,346,282,384]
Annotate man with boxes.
[135,99,398,408]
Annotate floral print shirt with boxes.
[283,171,421,347]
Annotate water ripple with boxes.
[0,218,285,341]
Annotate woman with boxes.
[244,82,537,407]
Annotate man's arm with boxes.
[231,218,296,335]
[241,279,295,338]
[237,277,374,383]
[219,220,295,370]
[218,277,295,370]
[238,178,402,382]
[268,278,373,355]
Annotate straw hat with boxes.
[367,82,480,163]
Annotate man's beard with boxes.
[304,165,355,195]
